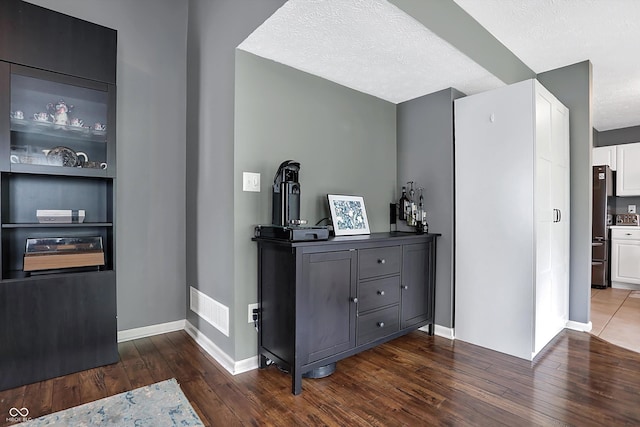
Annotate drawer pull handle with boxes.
[377,322,385,328]
[377,290,385,296]
[402,285,409,290]
[350,297,358,303]
[378,259,386,264]
[626,233,632,236]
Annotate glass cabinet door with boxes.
[9,68,110,172]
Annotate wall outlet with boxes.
[242,172,260,192]
[629,205,637,214]
[248,303,258,323]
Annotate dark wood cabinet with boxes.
[401,242,434,328]
[0,0,117,84]
[0,271,117,390]
[0,3,118,391]
[254,232,437,395]
[302,250,356,363]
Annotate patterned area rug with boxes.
[20,378,203,426]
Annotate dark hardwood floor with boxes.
[2,329,640,426]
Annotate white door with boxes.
[593,146,616,170]
[550,102,570,331]
[617,143,640,196]
[535,90,554,355]
[534,85,570,355]
[612,240,640,284]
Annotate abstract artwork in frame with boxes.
[327,194,370,236]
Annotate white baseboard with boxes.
[184,321,258,375]
[612,282,640,291]
[434,325,455,339]
[566,320,592,332]
[117,319,186,343]
[418,324,455,340]
[234,356,259,374]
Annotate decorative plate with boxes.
[47,146,78,167]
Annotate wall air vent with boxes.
[190,286,229,337]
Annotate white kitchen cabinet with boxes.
[593,145,616,170]
[616,142,640,196]
[454,79,570,361]
[611,227,640,287]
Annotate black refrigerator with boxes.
[592,165,614,288]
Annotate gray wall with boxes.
[186,0,286,358]
[26,0,188,331]
[234,50,397,359]
[397,88,465,329]
[538,61,593,325]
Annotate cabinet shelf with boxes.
[8,163,110,177]
[11,120,107,143]
[2,267,111,282]
[2,222,113,229]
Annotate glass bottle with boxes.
[398,186,409,221]
[417,188,425,234]
[407,181,415,226]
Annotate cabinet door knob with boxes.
[378,259,386,264]
[377,322,385,328]
[402,285,409,290]
[350,297,358,303]
[377,290,385,296]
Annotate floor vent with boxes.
[189,286,229,336]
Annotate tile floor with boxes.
[591,287,640,353]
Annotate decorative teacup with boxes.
[70,118,84,127]
[10,154,40,164]
[93,123,106,131]
[75,151,89,166]
[84,161,108,170]
[33,112,50,122]
[12,110,24,120]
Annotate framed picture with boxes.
[327,194,370,236]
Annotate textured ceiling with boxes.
[453,0,640,131]
[237,0,504,104]
[239,0,640,132]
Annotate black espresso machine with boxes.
[255,160,329,241]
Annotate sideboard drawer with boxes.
[358,275,400,312]
[358,246,401,279]
[357,305,399,345]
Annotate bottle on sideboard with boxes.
[399,186,410,221]
[407,181,416,226]
[417,188,426,234]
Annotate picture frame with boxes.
[327,194,370,236]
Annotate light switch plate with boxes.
[242,172,260,192]
[629,205,637,214]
